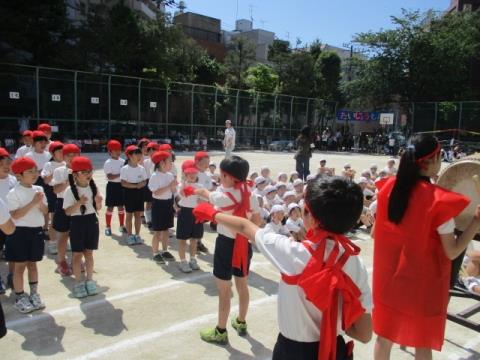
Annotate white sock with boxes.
[145,209,152,223]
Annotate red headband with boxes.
[415,143,440,165]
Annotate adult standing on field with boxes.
[295,125,313,181]
[223,120,236,158]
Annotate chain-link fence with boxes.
[0,63,338,151]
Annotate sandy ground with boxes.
[1,150,479,360]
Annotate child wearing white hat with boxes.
[264,205,290,237]
[285,203,306,242]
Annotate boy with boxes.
[15,130,33,159]
[194,151,213,253]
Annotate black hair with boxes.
[33,136,47,143]
[388,134,439,224]
[124,149,142,166]
[300,125,311,138]
[305,176,363,234]
[220,155,249,182]
[68,173,98,215]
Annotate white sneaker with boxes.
[179,261,192,273]
[48,241,58,255]
[189,258,200,271]
[14,294,35,314]
[29,293,45,310]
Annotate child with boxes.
[195,151,213,253]
[263,185,280,211]
[289,171,299,184]
[282,191,296,210]
[41,141,65,254]
[383,158,397,175]
[249,172,258,182]
[285,203,306,242]
[138,138,151,227]
[15,130,33,159]
[264,205,290,236]
[63,156,102,298]
[193,175,372,359]
[158,143,177,177]
[37,123,53,147]
[253,176,268,197]
[120,145,148,245]
[256,195,269,226]
[260,166,272,184]
[369,164,379,180]
[0,197,14,335]
[293,179,304,200]
[177,164,204,272]
[7,157,48,313]
[52,144,81,276]
[148,151,176,263]
[275,182,287,202]
[143,142,159,230]
[208,162,219,183]
[104,140,126,236]
[277,172,288,184]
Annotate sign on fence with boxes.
[51,94,61,102]
[91,97,99,104]
[120,99,128,106]
[336,110,380,122]
[9,91,20,99]
[150,101,157,108]
[379,113,394,125]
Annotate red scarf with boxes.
[281,229,365,360]
[220,180,253,276]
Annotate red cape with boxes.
[373,177,470,350]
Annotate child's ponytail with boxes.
[69,173,86,215]
[90,178,98,213]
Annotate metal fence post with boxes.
[108,75,111,139]
[458,101,463,134]
[273,94,278,139]
[35,67,40,123]
[235,89,240,128]
[254,92,259,147]
[434,102,438,131]
[74,71,78,138]
[138,78,142,135]
[289,96,294,140]
[214,87,218,133]
[191,84,195,142]
[165,83,169,138]
[411,102,415,132]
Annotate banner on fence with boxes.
[336,110,381,122]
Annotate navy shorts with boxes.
[52,198,70,233]
[0,230,6,249]
[176,206,204,240]
[0,300,6,339]
[151,198,174,231]
[69,214,99,252]
[5,226,44,262]
[105,182,124,207]
[143,181,153,202]
[123,187,144,213]
[213,234,252,281]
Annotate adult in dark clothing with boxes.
[295,126,313,181]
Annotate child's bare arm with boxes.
[345,313,372,343]
[107,173,120,181]
[194,188,211,199]
[215,212,259,243]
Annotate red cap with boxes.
[107,140,122,152]
[11,157,37,174]
[71,156,93,172]
[38,123,52,132]
[0,147,10,158]
[125,145,140,155]
[62,143,81,155]
[147,142,159,151]
[138,138,150,147]
[32,130,47,140]
[183,167,198,175]
[194,151,209,161]
[152,151,171,164]
[181,159,195,172]
[158,143,172,152]
[22,130,33,137]
[48,141,64,153]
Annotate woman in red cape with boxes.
[373,134,480,360]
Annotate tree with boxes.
[315,51,341,101]
[224,36,256,89]
[245,64,279,93]
[278,51,316,98]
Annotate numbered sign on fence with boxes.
[120,99,128,106]
[379,113,394,125]
[9,91,20,99]
[150,101,157,108]
[51,94,61,102]
[91,97,99,104]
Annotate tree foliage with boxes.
[245,63,279,93]
[224,36,256,89]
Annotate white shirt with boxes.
[0,175,17,202]
[209,186,260,238]
[437,218,455,234]
[41,161,66,185]
[197,171,213,191]
[0,198,10,225]
[171,163,178,177]
[383,166,397,175]
[286,218,304,233]
[148,171,174,200]
[254,229,372,342]
[264,221,291,236]
[224,127,236,150]
[143,158,155,178]
[63,185,97,216]
[7,184,47,227]
[104,158,125,183]
[25,150,51,171]
[52,166,70,199]
[120,164,147,184]
[15,145,31,159]
[178,181,203,208]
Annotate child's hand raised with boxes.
[79,195,89,205]
[95,194,103,204]
[32,192,44,204]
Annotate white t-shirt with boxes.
[143,158,155,178]
[224,127,236,150]
[178,182,203,208]
[104,158,125,183]
[41,160,66,185]
[383,166,397,175]
[63,185,97,216]
[52,166,71,199]
[120,164,147,184]
[148,171,174,200]
[25,150,51,171]
[209,186,260,238]
[437,218,455,234]
[0,198,10,225]
[286,217,304,233]
[0,175,17,202]
[264,221,291,236]
[15,145,31,159]
[7,184,47,227]
[254,229,372,342]
[197,171,213,191]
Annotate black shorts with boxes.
[143,181,153,202]
[123,187,144,213]
[0,230,6,249]
[213,234,252,280]
[176,206,204,240]
[151,198,174,231]
[52,198,70,233]
[0,300,6,339]
[105,182,124,207]
[69,214,99,252]
[5,226,44,262]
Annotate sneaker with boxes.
[14,294,35,314]
[189,258,200,271]
[120,226,128,234]
[162,251,175,261]
[231,317,248,336]
[7,273,13,289]
[48,241,58,255]
[73,282,88,298]
[134,235,144,244]
[179,261,192,273]
[105,227,112,236]
[55,260,72,277]
[200,327,228,345]
[127,234,136,246]
[197,242,209,253]
[0,277,6,295]
[29,293,45,310]
[153,253,165,264]
[85,280,98,296]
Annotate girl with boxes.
[63,156,102,298]
[159,144,177,177]
[141,140,156,229]
[41,141,65,255]
[260,166,272,185]
[275,182,287,203]
[249,172,258,182]
[373,134,479,360]
[104,140,126,236]
[7,157,48,313]
[293,179,304,202]
[52,143,81,277]
[285,203,306,242]
[277,172,288,184]
[15,130,33,159]
[38,123,53,148]
[289,171,299,184]
[148,151,176,264]
[264,205,290,237]
[263,185,280,211]
[177,163,204,272]
[120,145,147,245]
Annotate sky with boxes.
[181,0,451,48]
